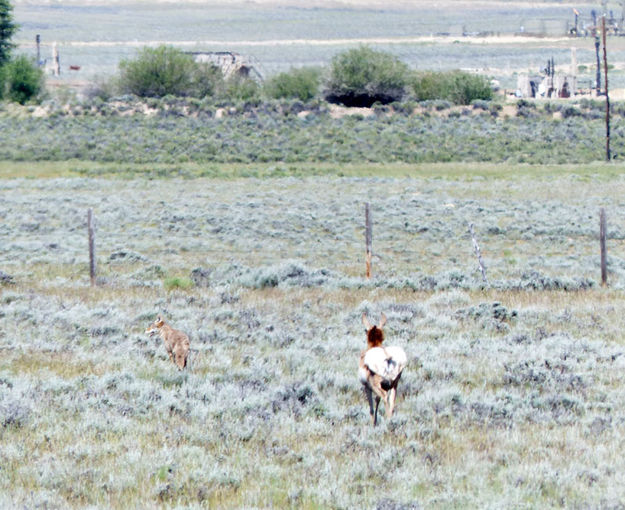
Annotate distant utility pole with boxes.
[602,15,611,161]
[595,28,602,95]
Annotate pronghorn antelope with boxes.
[358,313,407,426]
[145,314,190,370]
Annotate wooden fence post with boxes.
[600,208,607,286]
[365,203,372,279]
[88,208,96,287]
[469,223,488,285]
[36,34,41,67]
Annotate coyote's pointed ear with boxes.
[379,313,387,329]
[362,313,372,330]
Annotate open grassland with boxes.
[2,166,625,508]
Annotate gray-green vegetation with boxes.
[108,44,491,106]
[0,98,622,165]
[1,169,625,507]
[411,70,493,105]
[118,45,206,99]
[116,45,259,103]
[264,67,322,102]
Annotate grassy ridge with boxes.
[0,104,622,165]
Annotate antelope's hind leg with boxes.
[386,374,402,418]
[373,396,381,426]
[386,387,397,419]
[364,385,377,426]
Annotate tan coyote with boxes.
[358,313,407,426]
[145,314,190,370]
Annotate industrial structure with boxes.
[186,51,263,82]
[516,54,578,99]
[568,3,625,36]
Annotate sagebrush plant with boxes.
[263,67,321,101]
[411,70,493,105]
[324,46,409,106]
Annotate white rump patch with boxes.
[358,366,370,385]
[364,346,407,382]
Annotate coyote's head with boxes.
[145,314,165,336]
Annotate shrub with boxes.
[0,270,13,285]
[516,99,535,109]
[118,45,197,98]
[264,67,321,101]
[0,398,31,429]
[0,55,44,104]
[324,46,408,107]
[411,72,446,102]
[84,75,119,102]
[471,99,490,111]
[561,105,581,118]
[222,74,260,103]
[452,71,493,104]
[411,70,492,105]
[190,62,224,99]
[163,277,194,290]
